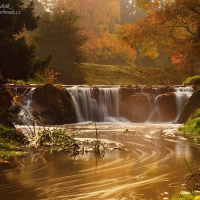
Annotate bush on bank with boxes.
[178,89,200,137]
[170,194,200,200]
[177,90,200,124]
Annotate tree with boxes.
[34,5,87,73]
[119,0,146,25]
[58,0,136,65]
[0,0,51,83]
[118,0,200,75]
[23,0,45,16]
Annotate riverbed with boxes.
[0,123,200,200]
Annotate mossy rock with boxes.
[183,75,200,85]
[34,84,76,124]
[0,124,26,144]
[177,89,200,124]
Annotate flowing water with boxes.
[66,86,194,123]
[1,123,200,200]
[2,85,197,199]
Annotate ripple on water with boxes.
[1,123,200,200]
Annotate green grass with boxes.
[57,63,191,85]
[183,77,193,85]
[179,117,200,135]
[0,124,23,159]
[28,73,45,84]
[6,63,189,85]
[179,109,200,138]
[79,63,163,85]
[183,75,200,85]
[170,194,200,200]
[0,137,21,159]
[58,63,169,85]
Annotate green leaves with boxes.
[0,0,51,83]
[139,44,159,59]
[34,7,87,73]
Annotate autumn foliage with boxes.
[56,0,136,65]
[118,0,200,75]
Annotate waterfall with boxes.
[66,86,194,123]
[174,86,194,121]
[146,96,162,123]
[19,88,35,125]
[66,86,122,122]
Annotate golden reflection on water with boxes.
[174,139,191,159]
[1,124,200,200]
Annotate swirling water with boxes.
[1,123,200,200]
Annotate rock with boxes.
[33,84,76,125]
[121,93,152,122]
[0,87,14,127]
[177,89,200,124]
[156,92,177,122]
[184,76,200,85]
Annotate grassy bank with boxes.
[178,109,200,140]
[55,63,185,85]
[170,194,200,200]
[7,63,187,85]
[75,63,163,85]
[0,124,25,159]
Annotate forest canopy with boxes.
[118,0,200,75]
[0,0,51,83]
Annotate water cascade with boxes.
[174,86,194,121]
[66,86,121,122]
[18,88,35,125]
[66,86,194,123]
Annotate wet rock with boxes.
[192,77,200,85]
[177,89,200,124]
[121,93,152,122]
[33,84,76,125]
[157,92,177,122]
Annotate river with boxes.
[0,123,200,200]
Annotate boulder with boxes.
[33,84,76,125]
[177,89,200,124]
[121,93,152,122]
[157,92,177,122]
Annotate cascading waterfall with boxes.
[66,86,194,123]
[146,96,162,122]
[66,86,121,122]
[19,88,35,124]
[174,86,194,121]
[98,88,120,122]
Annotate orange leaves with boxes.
[171,54,183,64]
[57,0,127,63]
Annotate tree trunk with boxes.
[195,25,200,39]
